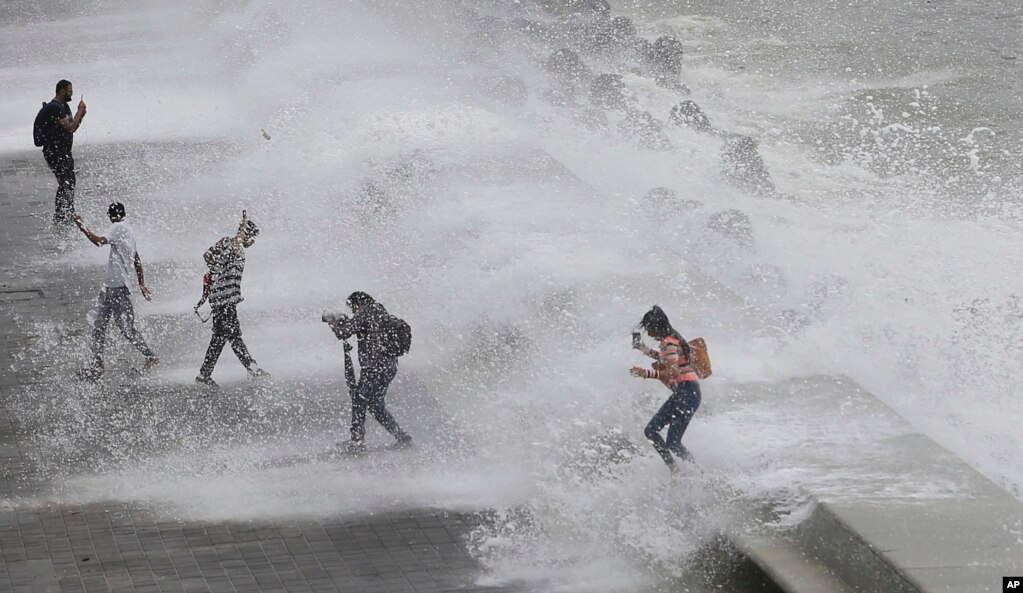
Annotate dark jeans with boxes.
[43,149,76,227]
[350,363,408,443]
[90,286,155,368]
[199,304,256,377]
[645,380,701,466]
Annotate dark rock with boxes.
[591,15,636,53]
[610,16,636,39]
[644,186,678,208]
[669,100,713,133]
[544,48,591,87]
[643,187,702,209]
[619,110,673,150]
[650,35,685,77]
[588,73,630,110]
[630,36,653,63]
[720,135,776,196]
[706,208,754,247]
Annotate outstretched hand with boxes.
[630,366,647,377]
[233,209,250,246]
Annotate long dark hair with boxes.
[640,305,691,358]
[346,291,374,310]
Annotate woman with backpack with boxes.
[326,291,413,453]
[630,305,702,473]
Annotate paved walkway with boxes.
[0,149,517,593]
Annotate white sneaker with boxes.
[337,440,366,454]
[248,367,270,379]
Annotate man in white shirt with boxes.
[73,202,158,380]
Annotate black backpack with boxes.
[33,104,47,147]
[381,314,412,357]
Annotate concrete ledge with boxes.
[731,533,854,593]
[798,494,1023,593]
[720,376,1023,593]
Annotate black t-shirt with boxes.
[37,100,73,153]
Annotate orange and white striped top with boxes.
[637,336,699,383]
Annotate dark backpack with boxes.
[381,314,412,357]
[33,103,48,147]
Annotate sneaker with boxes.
[672,447,695,464]
[667,462,681,476]
[76,366,103,382]
[248,367,270,379]
[134,355,159,376]
[337,440,366,454]
[195,375,219,389]
[391,436,413,451]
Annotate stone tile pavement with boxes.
[0,149,519,593]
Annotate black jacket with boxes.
[36,100,73,154]
[332,302,394,369]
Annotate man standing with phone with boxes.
[33,80,86,229]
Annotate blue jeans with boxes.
[645,380,701,466]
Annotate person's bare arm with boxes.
[134,253,153,301]
[232,209,248,246]
[58,99,87,134]
[73,215,108,246]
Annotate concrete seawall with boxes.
[720,376,1023,593]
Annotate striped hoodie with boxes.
[204,237,245,309]
[637,335,699,384]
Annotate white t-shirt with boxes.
[103,221,137,290]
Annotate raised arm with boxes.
[232,209,249,246]
[73,215,108,247]
[58,99,86,134]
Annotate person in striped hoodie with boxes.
[195,210,268,387]
[630,305,701,473]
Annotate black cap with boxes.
[108,202,125,221]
